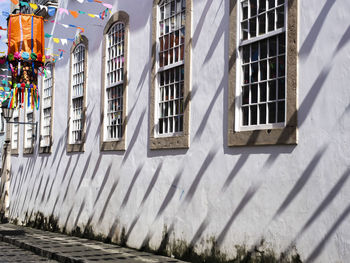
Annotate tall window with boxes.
[24,105,34,153]
[150,0,192,149]
[238,0,286,130]
[228,0,297,146]
[101,11,129,151]
[71,45,85,143]
[157,0,185,135]
[68,36,88,152]
[11,110,19,154]
[40,62,54,152]
[106,22,125,140]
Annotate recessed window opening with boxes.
[237,0,286,131]
[70,44,85,144]
[157,0,186,136]
[105,22,125,141]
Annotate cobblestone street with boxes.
[0,240,58,262]
[0,224,186,263]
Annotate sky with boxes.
[0,0,10,54]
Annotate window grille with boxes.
[157,0,186,135]
[12,117,19,150]
[25,112,33,149]
[71,44,85,143]
[105,22,125,140]
[238,0,286,131]
[41,63,53,147]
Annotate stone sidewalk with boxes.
[0,224,187,263]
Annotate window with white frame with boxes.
[70,44,85,144]
[11,114,19,151]
[237,0,286,131]
[41,63,53,148]
[105,22,125,140]
[24,107,34,149]
[157,0,186,136]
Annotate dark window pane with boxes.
[243,65,250,84]
[268,0,275,9]
[260,82,267,102]
[260,60,267,80]
[251,84,258,103]
[269,80,276,100]
[258,14,266,35]
[250,18,257,38]
[251,63,258,83]
[268,102,276,123]
[277,6,284,28]
[268,10,275,31]
[269,36,277,56]
[278,78,285,99]
[242,21,248,40]
[250,105,257,125]
[242,86,249,105]
[269,58,276,79]
[278,33,285,54]
[159,119,163,134]
[277,101,285,122]
[259,0,266,13]
[260,39,268,58]
[243,45,250,63]
[278,0,284,5]
[179,115,183,131]
[250,0,257,16]
[259,104,266,124]
[252,42,259,61]
[278,55,285,77]
[242,107,249,126]
[242,0,249,20]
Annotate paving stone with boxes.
[0,224,187,263]
[0,240,58,262]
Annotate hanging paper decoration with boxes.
[6,14,44,109]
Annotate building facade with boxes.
[4,0,350,262]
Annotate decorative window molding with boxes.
[23,105,35,155]
[67,35,88,153]
[100,11,129,151]
[39,62,54,154]
[11,111,19,155]
[228,0,297,146]
[149,0,192,150]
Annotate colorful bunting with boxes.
[29,3,38,10]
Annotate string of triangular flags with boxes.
[17,1,111,20]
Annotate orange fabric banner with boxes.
[8,14,45,56]
[10,0,19,5]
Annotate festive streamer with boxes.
[50,20,85,33]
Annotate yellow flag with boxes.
[29,3,38,10]
[53,38,60,43]
[88,14,96,18]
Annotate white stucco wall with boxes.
[7,0,350,262]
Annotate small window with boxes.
[67,36,88,152]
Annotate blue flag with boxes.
[48,6,56,17]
